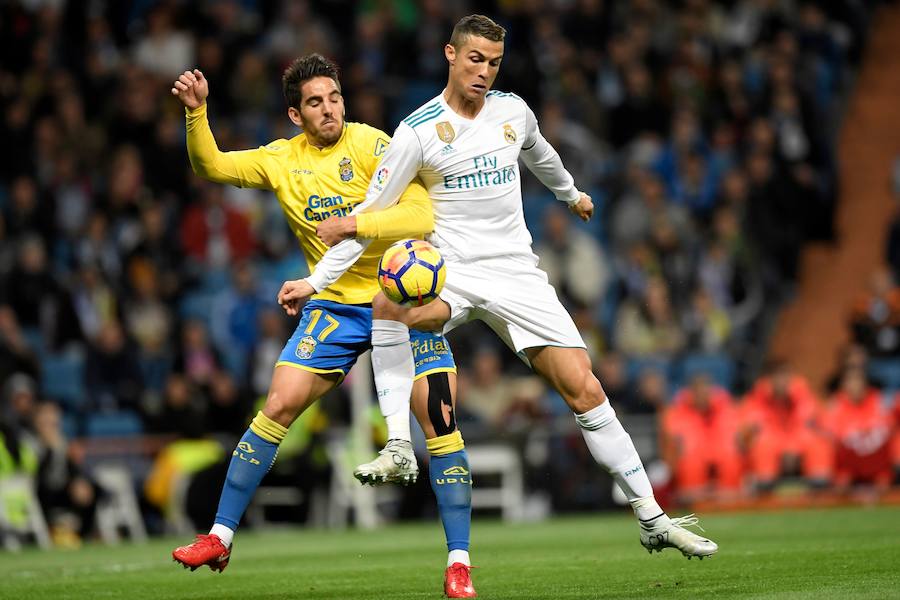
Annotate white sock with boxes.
[574,400,666,523]
[448,549,470,566]
[384,411,411,443]
[372,319,413,442]
[209,523,234,547]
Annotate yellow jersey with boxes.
[185,103,432,304]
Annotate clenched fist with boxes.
[569,191,594,222]
[171,69,209,110]
[277,279,315,316]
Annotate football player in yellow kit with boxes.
[170,56,467,586]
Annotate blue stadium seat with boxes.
[85,411,144,437]
[178,290,215,325]
[389,80,443,126]
[41,352,86,410]
[675,354,736,389]
[522,192,558,241]
[867,357,900,393]
[139,354,172,393]
[60,411,79,440]
[625,356,673,385]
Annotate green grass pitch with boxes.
[2,506,899,599]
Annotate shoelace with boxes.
[382,440,410,455]
[449,564,478,575]
[670,514,706,533]
[194,534,225,549]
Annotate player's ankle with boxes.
[448,549,470,567]
[631,496,666,524]
[384,412,412,442]
[209,524,235,548]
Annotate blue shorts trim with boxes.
[278,300,456,379]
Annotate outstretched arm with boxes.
[172,69,277,190]
[519,104,593,221]
[316,177,433,245]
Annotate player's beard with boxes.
[317,120,342,146]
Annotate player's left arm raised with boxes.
[519,103,592,222]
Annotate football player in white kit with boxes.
[282,12,718,584]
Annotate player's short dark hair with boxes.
[282,53,340,109]
[449,14,506,49]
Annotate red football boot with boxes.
[444,562,477,598]
[172,534,231,572]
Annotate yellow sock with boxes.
[426,430,464,456]
[249,411,288,444]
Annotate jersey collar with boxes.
[440,89,489,122]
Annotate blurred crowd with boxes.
[0,0,895,544]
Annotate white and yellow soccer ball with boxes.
[378,239,446,306]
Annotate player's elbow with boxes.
[187,152,210,177]
[187,154,222,183]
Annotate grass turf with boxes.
[1,506,898,599]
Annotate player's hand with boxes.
[317,216,357,247]
[569,191,594,222]
[277,279,315,316]
[171,69,209,110]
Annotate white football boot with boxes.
[640,514,718,559]
[353,439,419,485]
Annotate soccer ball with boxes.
[378,239,445,306]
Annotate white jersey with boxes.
[306,90,581,291]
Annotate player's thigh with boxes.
[263,364,340,427]
[526,345,606,414]
[372,290,452,332]
[269,299,372,426]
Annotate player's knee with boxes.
[261,389,300,428]
[566,370,606,414]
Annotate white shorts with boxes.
[439,255,586,358]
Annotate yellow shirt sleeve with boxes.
[355,177,433,240]
[185,103,284,190]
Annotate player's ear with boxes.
[445,43,456,66]
[287,106,303,127]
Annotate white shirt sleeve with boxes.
[304,123,423,293]
[520,103,581,205]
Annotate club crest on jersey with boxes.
[296,335,317,360]
[503,124,517,144]
[338,157,353,181]
[435,121,456,143]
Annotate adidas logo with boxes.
[440,144,457,156]
[442,466,469,476]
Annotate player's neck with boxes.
[442,87,485,119]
